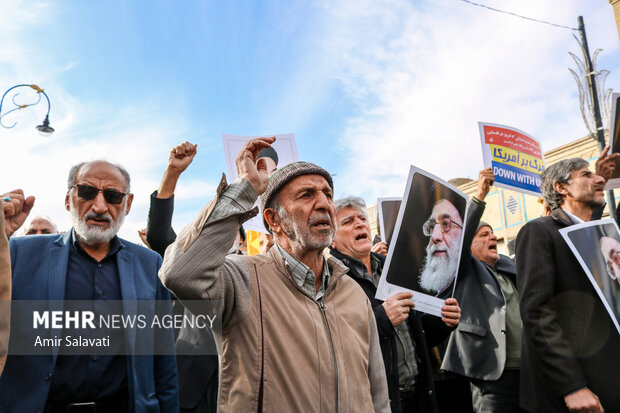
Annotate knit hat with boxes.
[259,161,334,232]
[476,221,492,233]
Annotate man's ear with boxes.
[65,192,71,211]
[264,208,280,234]
[553,181,568,196]
[125,193,134,215]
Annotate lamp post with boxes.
[0,84,54,136]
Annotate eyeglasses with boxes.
[74,184,126,205]
[422,218,462,236]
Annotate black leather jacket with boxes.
[329,248,453,413]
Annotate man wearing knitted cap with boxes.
[441,168,522,413]
[160,137,390,412]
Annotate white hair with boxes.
[23,215,58,234]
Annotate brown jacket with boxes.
[160,183,390,413]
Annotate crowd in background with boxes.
[0,138,619,413]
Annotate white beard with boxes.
[419,241,460,294]
[70,197,127,245]
[278,207,335,251]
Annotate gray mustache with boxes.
[308,214,332,226]
[84,212,111,223]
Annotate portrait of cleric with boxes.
[564,220,620,330]
[384,170,467,298]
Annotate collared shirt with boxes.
[487,264,522,369]
[210,178,332,301]
[563,209,584,224]
[394,318,418,389]
[276,243,331,301]
[496,272,522,369]
[48,230,127,404]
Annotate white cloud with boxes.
[318,0,620,201]
[0,1,215,245]
[3,0,619,244]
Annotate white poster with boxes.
[559,219,620,335]
[222,133,299,233]
[376,166,469,317]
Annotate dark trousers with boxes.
[470,369,524,413]
[44,390,128,413]
[180,372,218,413]
[400,388,427,413]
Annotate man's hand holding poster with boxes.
[376,166,468,317]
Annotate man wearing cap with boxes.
[160,137,390,412]
[440,168,522,413]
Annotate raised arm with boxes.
[457,168,494,275]
[2,190,34,238]
[0,190,32,374]
[0,198,10,375]
[158,137,275,328]
[592,144,619,221]
[147,141,197,256]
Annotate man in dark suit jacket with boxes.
[0,161,178,413]
[442,168,523,412]
[516,157,620,412]
[330,196,461,413]
[146,141,219,413]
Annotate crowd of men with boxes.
[0,137,619,413]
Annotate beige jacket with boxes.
[159,181,390,413]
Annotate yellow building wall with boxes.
[367,203,379,237]
[610,0,620,42]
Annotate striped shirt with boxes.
[276,243,331,301]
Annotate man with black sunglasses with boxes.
[0,160,178,413]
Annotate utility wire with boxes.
[459,0,578,31]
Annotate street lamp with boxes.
[0,84,54,136]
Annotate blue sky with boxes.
[1,0,619,242]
